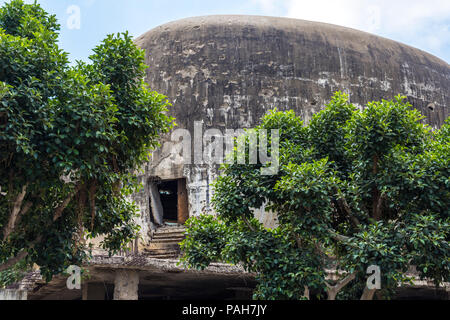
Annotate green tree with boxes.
[0,0,173,283]
[181,92,449,300]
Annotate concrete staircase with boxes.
[143,226,186,259]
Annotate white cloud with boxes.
[252,0,450,61]
[250,0,288,17]
[285,0,450,34]
[83,0,96,8]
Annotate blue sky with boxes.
[2,0,450,64]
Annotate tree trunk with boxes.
[327,288,338,300]
[303,286,310,300]
[326,272,356,300]
[3,184,28,241]
[360,286,376,300]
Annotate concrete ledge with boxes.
[88,254,247,275]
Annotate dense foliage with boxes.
[181,92,449,300]
[0,0,173,284]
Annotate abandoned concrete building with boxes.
[3,15,449,300]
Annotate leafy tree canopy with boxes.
[181,92,449,300]
[0,0,173,283]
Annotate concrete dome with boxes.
[135,15,450,130]
[131,16,450,240]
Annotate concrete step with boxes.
[153,232,186,240]
[153,228,186,234]
[145,252,180,258]
[147,241,182,250]
[143,248,181,259]
[151,236,184,242]
[145,226,186,252]
[147,254,180,259]
[154,227,186,235]
[156,225,186,230]
[143,248,179,254]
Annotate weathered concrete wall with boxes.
[0,289,27,300]
[131,15,450,243]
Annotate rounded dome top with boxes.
[136,15,449,129]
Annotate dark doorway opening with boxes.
[158,180,178,223]
[149,178,189,225]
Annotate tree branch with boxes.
[88,181,97,231]
[371,154,382,221]
[373,193,386,221]
[328,228,351,242]
[242,216,255,232]
[53,184,81,222]
[325,272,356,300]
[3,184,28,241]
[338,197,361,228]
[0,235,42,272]
[314,241,330,261]
[0,250,28,272]
[335,272,356,291]
[294,234,302,249]
[12,200,32,232]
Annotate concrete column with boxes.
[113,270,139,300]
[82,283,106,300]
